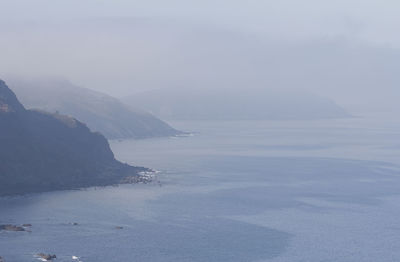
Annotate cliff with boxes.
[0,80,145,196]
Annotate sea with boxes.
[1,115,400,261]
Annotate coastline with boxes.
[0,166,158,198]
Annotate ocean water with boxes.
[1,116,400,261]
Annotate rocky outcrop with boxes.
[0,225,25,232]
[0,80,146,196]
[37,253,56,261]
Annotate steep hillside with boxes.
[8,78,181,139]
[0,80,145,196]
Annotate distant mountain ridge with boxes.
[7,77,182,139]
[1,18,400,114]
[0,79,145,196]
[124,87,350,121]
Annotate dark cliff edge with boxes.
[0,79,147,196]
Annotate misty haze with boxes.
[1,1,400,262]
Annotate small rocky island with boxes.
[37,253,57,261]
[0,79,149,196]
[0,224,26,232]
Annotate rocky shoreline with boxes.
[0,168,160,197]
[120,170,159,184]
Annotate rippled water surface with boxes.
[1,117,400,261]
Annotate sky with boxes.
[0,0,399,112]
[1,0,400,46]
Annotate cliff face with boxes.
[8,78,181,140]
[0,80,144,196]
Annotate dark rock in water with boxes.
[0,79,148,196]
[0,224,25,232]
[37,253,56,261]
[0,256,5,262]
[22,224,32,227]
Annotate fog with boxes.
[1,0,399,114]
[3,2,400,261]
